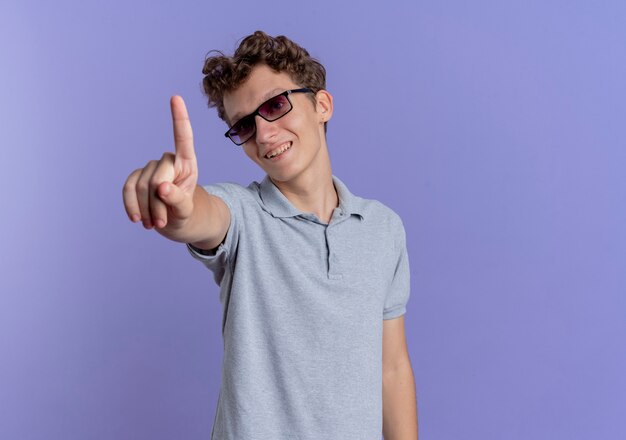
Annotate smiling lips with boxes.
[264,142,292,159]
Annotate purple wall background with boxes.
[1,1,624,439]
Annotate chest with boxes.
[239,214,396,296]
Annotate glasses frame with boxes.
[224,88,314,146]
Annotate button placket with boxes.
[325,224,342,280]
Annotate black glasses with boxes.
[224,88,313,145]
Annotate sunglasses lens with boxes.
[226,92,296,145]
[259,95,291,120]
[229,116,255,144]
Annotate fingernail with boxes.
[143,220,152,229]
[155,219,165,228]
[131,214,140,222]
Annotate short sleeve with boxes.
[383,216,411,320]
[186,182,244,286]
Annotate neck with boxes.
[270,145,338,224]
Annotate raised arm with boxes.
[122,96,230,250]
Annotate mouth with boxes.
[264,142,292,160]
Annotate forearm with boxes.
[382,363,418,440]
[170,185,230,249]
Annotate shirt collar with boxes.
[259,175,366,220]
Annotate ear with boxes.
[315,90,333,123]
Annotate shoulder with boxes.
[358,196,404,229]
[351,194,407,253]
[334,175,403,228]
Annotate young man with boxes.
[123,31,417,440]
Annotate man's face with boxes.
[223,64,332,183]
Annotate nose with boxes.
[254,115,279,144]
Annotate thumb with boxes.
[157,181,193,218]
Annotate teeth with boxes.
[266,143,291,159]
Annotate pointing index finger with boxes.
[170,95,196,161]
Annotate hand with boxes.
[123,96,198,238]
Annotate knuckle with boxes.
[175,132,193,142]
[149,176,162,188]
[123,177,137,193]
[136,180,150,194]
[122,170,140,192]
[161,151,175,161]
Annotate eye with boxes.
[232,116,254,135]
[261,95,289,118]
[270,98,285,111]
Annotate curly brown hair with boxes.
[201,31,327,125]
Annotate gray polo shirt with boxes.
[187,175,410,440]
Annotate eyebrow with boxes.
[230,88,285,123]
